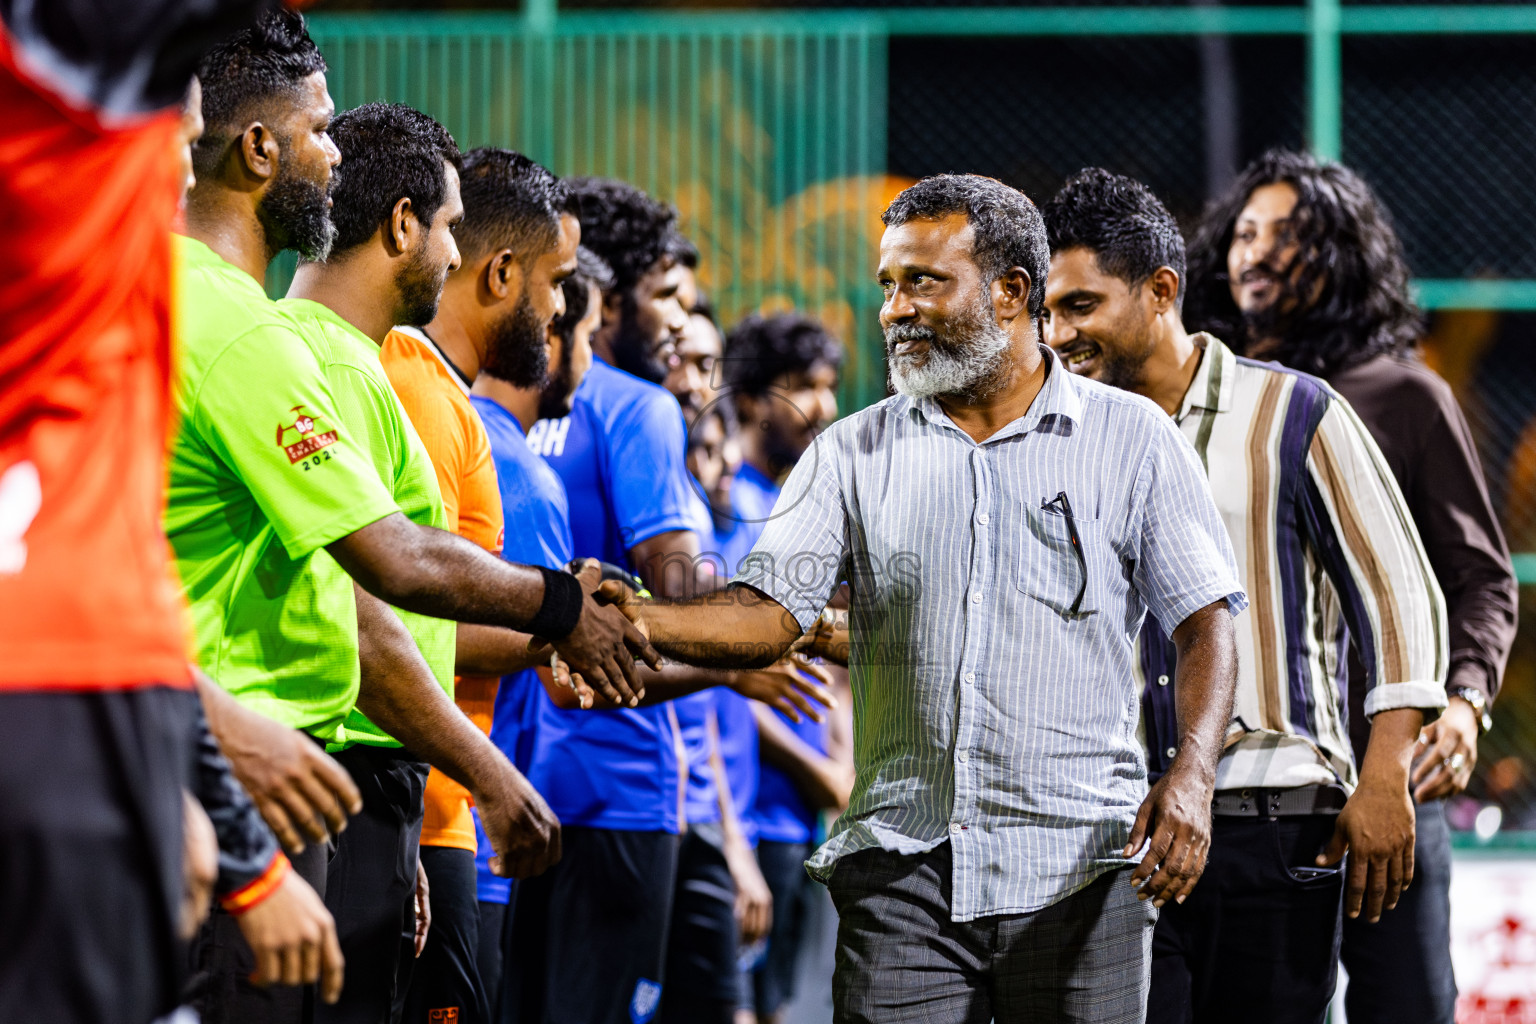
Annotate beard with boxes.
[885,293,1014,401]
[481,295,548,389]
[609,294,670,384]
[394,243,451,328]
[537,346,578,420]
[257,155,335,263]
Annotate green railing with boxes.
[295,3,1536,416]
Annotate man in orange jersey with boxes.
[383,147,579,1024]
[0,2,346,1022]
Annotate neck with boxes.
[288,253,398,345]
[184,187,274,284]
[590,322,617,366]
[1137,318,1202,416]
[422,294,483,382]
[935,335,1047,444]
[470,374,541,433]
[737,430,780,481]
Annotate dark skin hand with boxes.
[1317,706,1423,922]
[194,670,362,853]
[1410,696,1479,802]
[552,657,836,723]
[354,585,561,879]
[329,514,660,707]
[1123,599,1238,909]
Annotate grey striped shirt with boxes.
[734,345,1246,921]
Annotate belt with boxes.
[1211,785,1347,818]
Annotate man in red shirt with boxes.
[0,2,308,1023]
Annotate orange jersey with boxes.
[381,327,504,851]
[0,27,191,690]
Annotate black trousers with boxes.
[658,824,740,1024]
[0,688,196,1024]
[317,745,430,1024]
[191,841,329,1024]
[1339,798,1457,1024]
[1148,814,1344,1024]
[404,845,490,1024]
[506,826,681,1024]
[476,898,512,1024]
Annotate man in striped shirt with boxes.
[608,174,1248,1024]
[1041,168,1448,1024]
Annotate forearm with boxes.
[194,669,252,747]
[1167,601,1238,782]
[1359,707,1423,788]
[640,585,803,669]
[753,702,848,810]
[189,698,283,897]
[354,586,514,801]
[455,623,544,676]
[332,514,547,633]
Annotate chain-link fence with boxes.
[297,1,1536,836]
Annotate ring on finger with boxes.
[1445,752,1467,772]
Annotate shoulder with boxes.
[1067,373,1182,450]
[1331,351,1453,407]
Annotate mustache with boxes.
[884,322,938,350]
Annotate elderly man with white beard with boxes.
[607,174,1247,1024]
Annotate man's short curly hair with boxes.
[882,173,1051,320]
[723,313,844,398]
[1042,167,1187,307]
[325,102,462,256]
[192,8,326,179]
[564,178,679,296]
[455,147,568,264]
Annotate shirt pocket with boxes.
[1016,500,1100,618]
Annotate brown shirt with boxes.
[1328,351,1518,758]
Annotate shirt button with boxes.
[977,512,989,525]
[1166,747,1177,759]
[949,821,962,834]
[957,751,969,763]
[965,672,976,683]
[1158,674,1170,686]
[972,592,983,604]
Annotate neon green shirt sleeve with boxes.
[188,322,401,559]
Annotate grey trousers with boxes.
[826,842,1157,1024]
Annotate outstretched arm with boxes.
[609,582,809,670]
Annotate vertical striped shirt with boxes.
[1137,335,1448,793]
[734,344,1246,921]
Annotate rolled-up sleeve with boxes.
[1304,400,1449,719]
[1131,416,1248,629]
[731,432,850,631]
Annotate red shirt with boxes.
[0,27,191,689]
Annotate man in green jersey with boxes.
[173,14,657,1023]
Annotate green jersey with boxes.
[279,298,458,750]
[166,236,400,744]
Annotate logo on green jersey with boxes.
[277,405,339,465]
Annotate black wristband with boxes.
[526,566,584,641]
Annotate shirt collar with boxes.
[394,325,472,396]
[1176,332,1235,421]
[177,234,268,300]
[909,343,1082,443]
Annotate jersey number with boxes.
[300,450,334,471]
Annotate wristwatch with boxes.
[1448,685,1493,736]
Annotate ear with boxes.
[388,197,416,256]
[990,266,1032,324]
[600,288,623,327]
[1149,266,1181,313]
[484,249,521,302]
[239,122,280,182]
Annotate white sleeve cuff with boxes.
[1364,680,1449,722]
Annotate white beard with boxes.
[887,314,1013,401]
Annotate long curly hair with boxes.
[1185,149,1421,377]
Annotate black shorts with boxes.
[506,826,681,1024]
[658,823,739,1024]
[404,845,488,1024]
[753,840,815,1016]
[0,686,197,1024]
[316,744,429,1024]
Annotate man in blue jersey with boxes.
[715,312,853,1024]
[470,244,604,1021]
